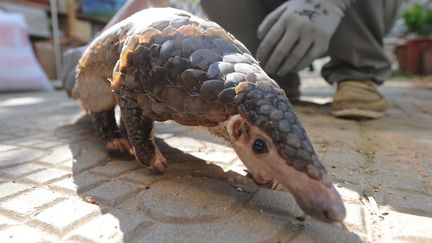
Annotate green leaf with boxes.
[403,4,432,37]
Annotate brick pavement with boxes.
[0,76,431,242]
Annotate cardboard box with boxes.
[71,19,93,43]
[33,39,82,80]
[33,40,57,80]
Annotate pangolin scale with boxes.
[73,8,345,223]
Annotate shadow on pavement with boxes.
[56,114,362,242]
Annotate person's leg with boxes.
[201,0,301,100]
[323,0,401,84]
[201,0,281,54]
[322,0,402,118]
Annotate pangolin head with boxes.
[225,80,346,223]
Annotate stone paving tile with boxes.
[0,134,15,143]
[334,186,363,203]
[362,173,427,194]
[387,210,432,242]
[291,220,365,243]
[225,159,249,176]
[15,138,52,147]
[0,78,431,242]
[169,159,232,178]
[0,145,17,153]
[49,173,106,194]
[0,136,28,145]
[0,214,18,228]
[176,127,228,145]
[327,166,360,186]
[0,182,33,200]
[65,208,152,243]
[323,148,365,169]
[84,181,141,207]
[30,198,100,234]
[23,168,71,185]
[163,136,207,152]
[90,160,141,178]
[27,139,65,150]
[154,121,190,135]
[135,177,251,222]
[60,139,108,173]
[188,150,237,167]
[103,207,155,242]
[0,189,65,219]
[342,203,367,234]
[0,162,45,178]
[0,224,57,242]
[377,190,432,215]
[0,148,46,167]
[120,168,168,186]
[133,208,301,243]
[39,144,80,164]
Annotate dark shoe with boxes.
[332,80,389,119]
[271,72,301,102]
[278,82,301,102]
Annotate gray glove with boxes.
[256,0,355,75]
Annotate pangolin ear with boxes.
[227,115,246,141]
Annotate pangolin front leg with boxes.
[117,91,167,173]
[91,109,133,157]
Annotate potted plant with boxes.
[395,3,432,75]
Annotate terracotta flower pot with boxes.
[422,46,432,75]
[396,37,432,74]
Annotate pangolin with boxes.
[72,8,345,223]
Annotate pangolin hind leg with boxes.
[91,109,133,157]
[117,93,167,173]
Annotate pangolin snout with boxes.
[293,184,346,223]
[270,158,346,223]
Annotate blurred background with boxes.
[0,0,430,92]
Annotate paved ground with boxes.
[0,75,431,243]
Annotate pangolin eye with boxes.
[252,139,268,154]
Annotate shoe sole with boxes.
[332,108,385,119]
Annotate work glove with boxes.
[256,0,356,75]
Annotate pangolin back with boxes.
[76,8,328,184]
